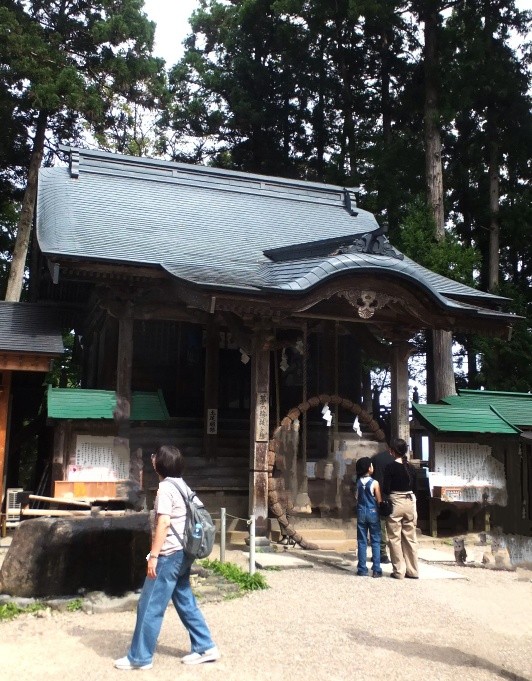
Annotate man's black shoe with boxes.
[380,555,390,564]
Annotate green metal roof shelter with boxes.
[441,390,532,430]
[412,403,521,435]
[412,389,532,538]
[47,388,170,421]
[413,389,532,434]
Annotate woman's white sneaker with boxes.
[114,656,153,670]
[181,647,220,665]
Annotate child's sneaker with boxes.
[181,646,221,665]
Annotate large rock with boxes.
[0,513,150,597]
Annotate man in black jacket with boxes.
[371,447,395,563]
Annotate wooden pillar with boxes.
[99,316,119,390]
[0,370,12,506]
[320,321,335,394]
[87,331,99,388]
[249,337,270,540]
[116,306,133,421]
[391,342,411,443]
[51,421,67,494]
[204,321,219,461]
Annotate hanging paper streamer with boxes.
[239,348,250,364]
[280,348,289,372]
[352,416,362,437]
[321,403,333,427]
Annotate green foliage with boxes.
[47,331,82,388]
[475,285,532,392]
[66,598,83,612]
[199,559,269,592]
[0,602,45,621]
[0,0,168,297]
[397,197,480,287]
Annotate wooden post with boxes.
[249,336,270,540]
[51,421,67,494]
[204,321,219,461]
[321,321,335,394]
[116,305,133,421]
[99,316,119,389]
[391,342,411,443]
[0,371,12,506]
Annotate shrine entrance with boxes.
[266,394,387,548]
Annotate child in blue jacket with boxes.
[354,456,383,577]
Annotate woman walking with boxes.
[383,438,419,580]
[114,445,220,670]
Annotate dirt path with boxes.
[1,552,531,681]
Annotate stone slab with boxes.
[253,552,314,570]
[358,560,466,580]
[418,548,457,562]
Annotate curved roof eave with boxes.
[161,254,513,322]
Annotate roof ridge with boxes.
[488,405,522,433]
[58,145,360,203]
[458,389,532,398]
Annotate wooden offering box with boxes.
[54,480,119,500]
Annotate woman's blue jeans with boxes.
[128,550,214,666]
[357,508,382,576]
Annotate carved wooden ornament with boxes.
[340,289,398,319]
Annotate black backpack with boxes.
[168,480,216,559]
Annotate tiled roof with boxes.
[0,302,64,355]
[47,388,170,421]
[412,403,520,435]
[37,147,510,316]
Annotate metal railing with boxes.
[215,507,256,575]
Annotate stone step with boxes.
[271,528,353,541]
[227,530,249,545]
[312,538,357,552]
[227,528,357,553]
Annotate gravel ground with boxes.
[1,547,531,681]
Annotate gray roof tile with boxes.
[0,302,64,355]
[36,148,510,322]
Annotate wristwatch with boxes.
[146,553,159,561]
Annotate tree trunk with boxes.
[5,111,48,302]
[423,6,445,240]
[314,35,326,182]
[484,0,500,294]
[380,26,399,232]
[487,132,500,293]
[432,330,455,401]
[422,3,456,401]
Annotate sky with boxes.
[143,0,200,66]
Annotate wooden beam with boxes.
[0,371,12,506]
[28,494,91,508]
[21,509,127,517]
[0,353,53,372]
